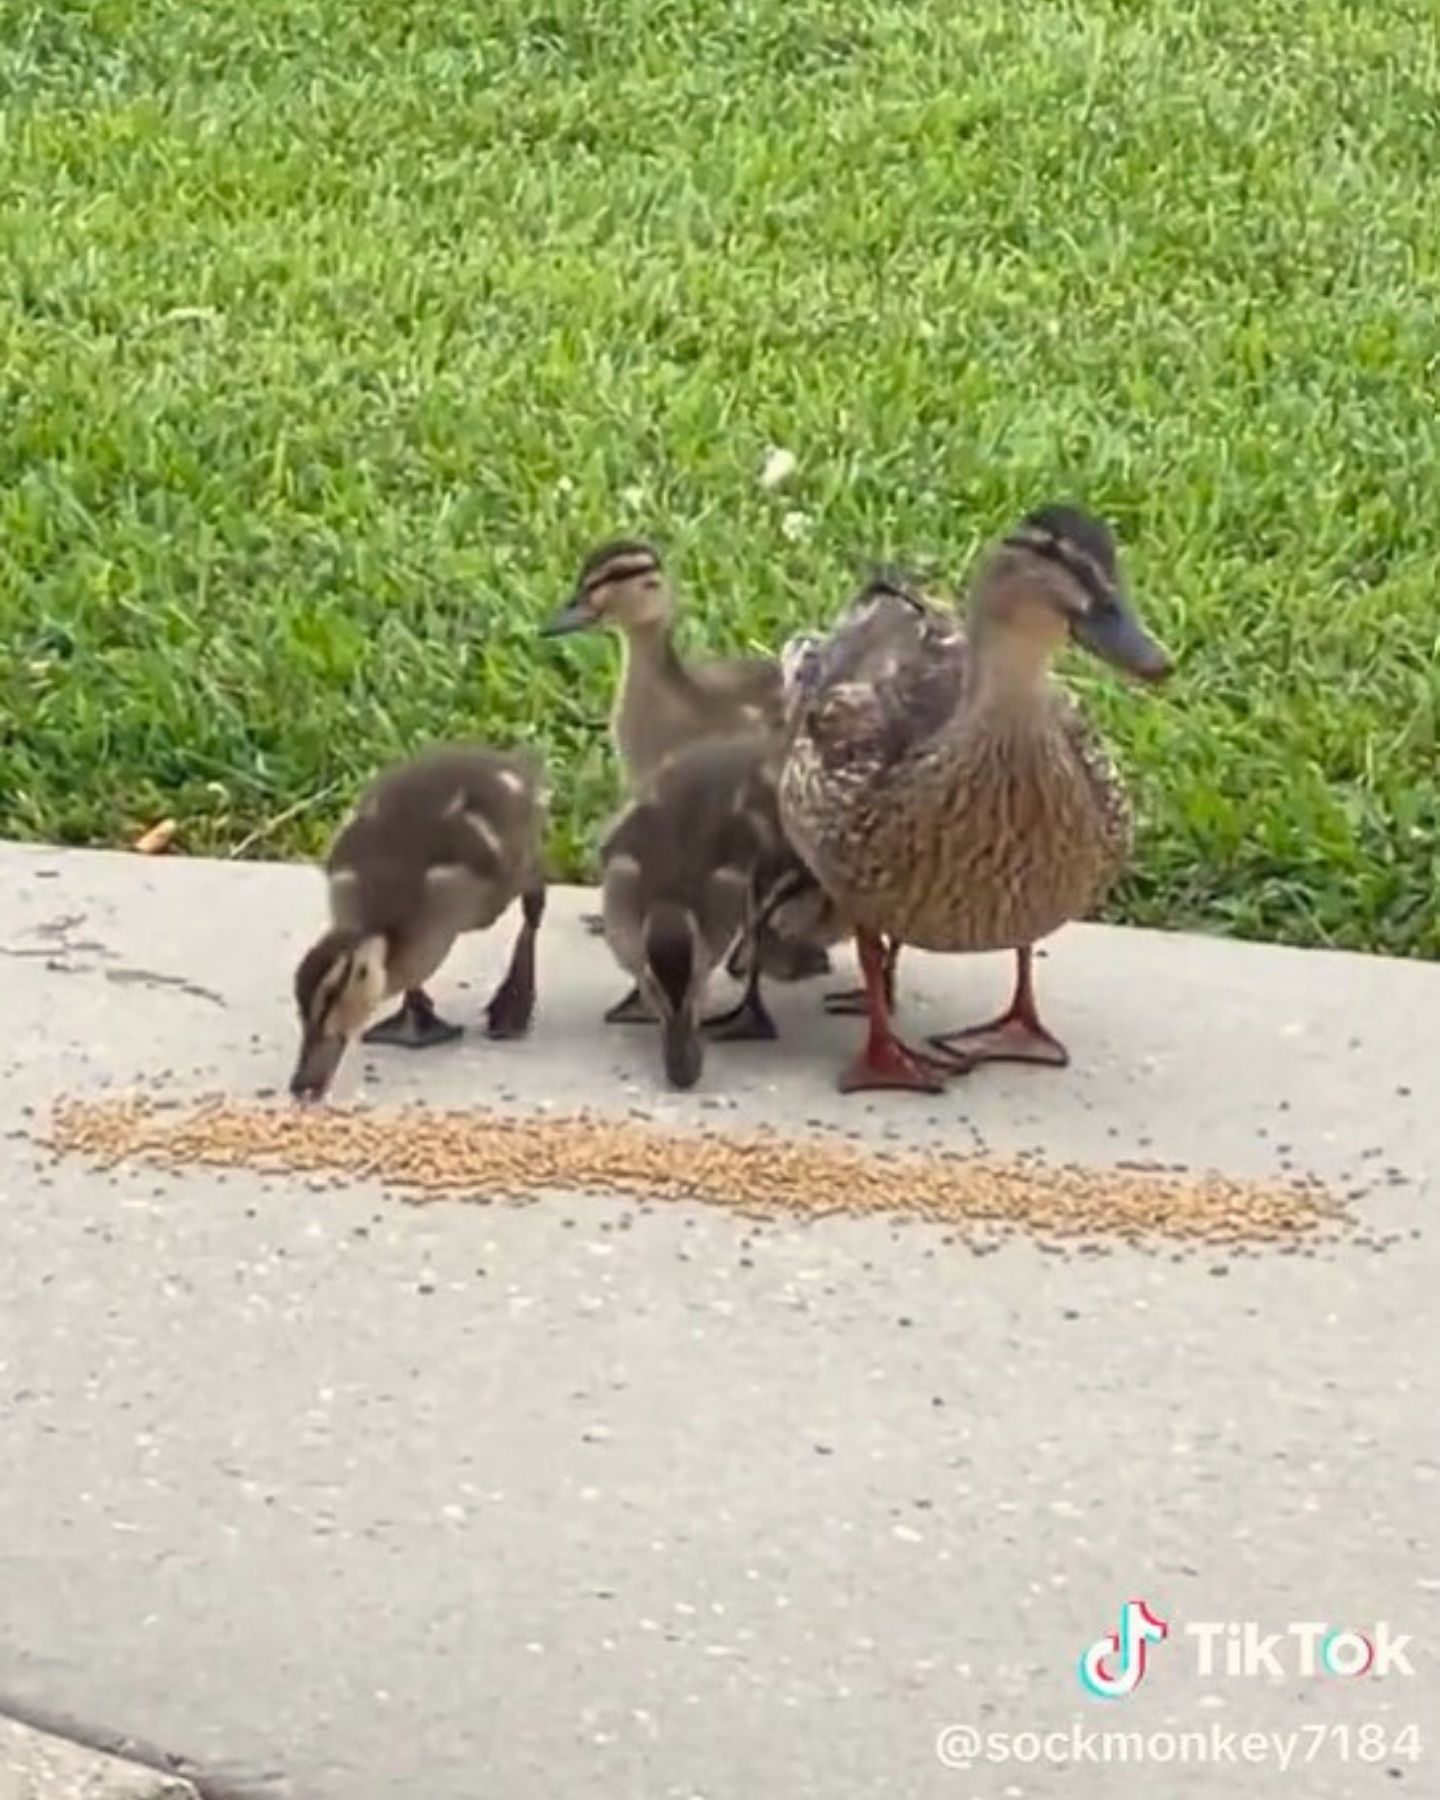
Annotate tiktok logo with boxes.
[1078,1600,1170,1700]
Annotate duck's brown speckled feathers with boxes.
[798,571,967,772]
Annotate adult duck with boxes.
[778,505,1172,1094]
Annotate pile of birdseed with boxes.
[47,1095,1348,1250]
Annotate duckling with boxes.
[543,537,833,980]
[289,746,546,1101]
[598,735,804,1089]
[541,539,784,790]
[779,506,1172,1094]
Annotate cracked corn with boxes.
[48,1095,1346,1248]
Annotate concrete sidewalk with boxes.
[0,842,1435,1798]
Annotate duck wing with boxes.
[799,573,967,770]
[690,650,786,733]
[1052,690,1133,861]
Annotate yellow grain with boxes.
[42,1095,1351,1250]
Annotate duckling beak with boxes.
[289,1030,347,1103]
[540,593,596,637]
[1073,603,1173,683]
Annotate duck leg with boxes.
[824,940,900,1016]
[581,911,606,937]
[485,885,545,1039]
[838,931,956,1094]
[362,988,464,1050]
[926,946,1069,1068]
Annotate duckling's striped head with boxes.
[542,539,671,637]
[290,928,389,1101]
[990,503,1172,683]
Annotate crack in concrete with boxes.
[0,950,226,1007]
[103,969,227,1008]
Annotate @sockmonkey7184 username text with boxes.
[935,1719,1425,1772]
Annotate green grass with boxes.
[2,0,1437,956]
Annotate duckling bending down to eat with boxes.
[779,505,1172,1096]
[289,746,547,1101]
[598,735,822,1090]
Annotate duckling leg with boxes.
[838,932,953,1094]
[581,911,606,937]
[362,989,464,1050]
[727,926,831,983]
[706,866,813,1039]
[824,941,900,1016]
[927,947,1069,1068]
[485,885,544,1038]
[703,952,778,1042]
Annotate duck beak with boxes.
[1073,602,1173,683]
[540,593,596,637]
[289,1030,347,1103]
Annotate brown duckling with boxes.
[541,539,783,790]
[598,735,810,1089]
[542,537,833,981]
[290,746,546,1101]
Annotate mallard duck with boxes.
[598,735,813,1088]
[289,746,547,1101]
[541,539,783,789]
[779,505,1172,1094]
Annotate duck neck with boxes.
[964,621,1056,725]
[620,615,686,684]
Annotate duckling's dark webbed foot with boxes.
[703,991,778,1043]
[823,986,867,1016]
[604,985,653,1025]
[581,911,606,937]
[363,990,463,1051]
